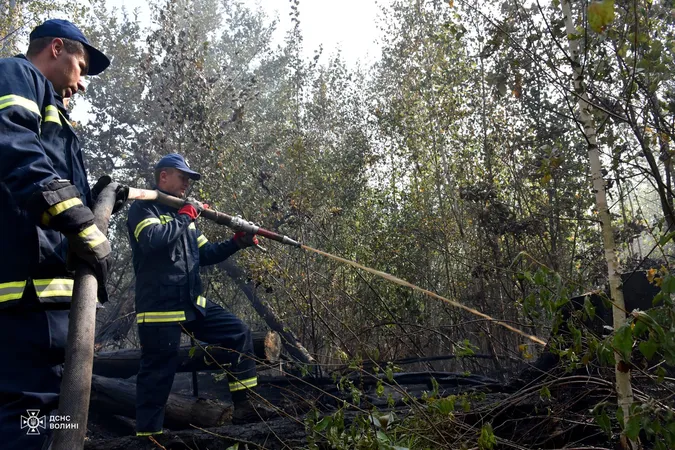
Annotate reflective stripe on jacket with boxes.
[127,195,240,323]
[0,55,92,308]
[0,278,78,307]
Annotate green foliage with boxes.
[588,0,615,33]
[613,324,633,362]
[478,423,496,450]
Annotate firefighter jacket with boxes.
[127,196,240,324]
[0,55,93,309]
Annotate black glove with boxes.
[112,185,129,214]
[66,222,112,303]
[91,176,129,215]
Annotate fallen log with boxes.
[93,331,280,378]
[85,417,304,450]
[90,375,233,430]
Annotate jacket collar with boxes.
[15,54,66,109]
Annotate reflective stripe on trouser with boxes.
[182,300,257,394]
[135,300,256,433]
[229,376,258,392]
[137,311,186,323]
[136,431,163,437]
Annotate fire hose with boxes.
[52,179,120,450]
[126,187,302,247]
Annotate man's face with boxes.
[159,168,191,197]
[48,39,88,99]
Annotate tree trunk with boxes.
[93,331,280,379]
[559,2,635,448]
[90,375,232,429]
[219,259,315,365]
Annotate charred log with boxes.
[93,331,280,378]
[90,375,233,430]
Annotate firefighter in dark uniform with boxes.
[127,154,270,438]
[0,20,114,450]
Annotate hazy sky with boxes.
[255,0,387,67]
[108,0,389,68]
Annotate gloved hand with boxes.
[66,222,112,303]
[90,176,129,215]
[178,198,204,220]
[112,185,129,214]
[28,179,112,301]
[233,231,259,249]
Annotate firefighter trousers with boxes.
[0,306,69,450]
[135,299,257,435]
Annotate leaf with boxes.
[588,0,615,33]
[314,416,332,432]
[596,409,611,435]
[478,423,497,450]
[613,325,633,362]
[457,339,476,357]
[638,340,658,360]
[539,385,551,400]
[656,366,666,383]
[434,396,456,415]
[225,444,239,450]
[376,430,391,444]
[616,406,624,429]
[386,365,394,383]
[658,231,675,246]
[625,412,641,440]
[583,296,596,320]
[661,275,675,294]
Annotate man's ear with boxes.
[50,38,64,58]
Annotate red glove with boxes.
[178,198,203,220]
[233,231,259,249]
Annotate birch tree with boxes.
[559,1,636,447]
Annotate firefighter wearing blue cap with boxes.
[127,154,272,437]
[0,19,115,449]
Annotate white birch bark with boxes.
[559,1,636,448]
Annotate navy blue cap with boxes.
[30,19,110,76]
[155,154,201,180]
